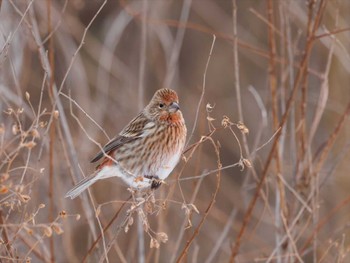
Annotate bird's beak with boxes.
[169,102,180,112]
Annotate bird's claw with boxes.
[144,175,162,189]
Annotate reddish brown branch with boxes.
[266,0,287,219]
[315,26,350,39]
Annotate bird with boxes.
[65,88,187,199]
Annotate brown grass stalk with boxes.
[82,197,130,262]
[230,1,327,260]
[176,137,221,262]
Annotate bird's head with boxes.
[145,88,183,124]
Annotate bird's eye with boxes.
[159,103,165,108]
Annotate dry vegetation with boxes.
[1,0,350,262]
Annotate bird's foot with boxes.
[144,175,162,189]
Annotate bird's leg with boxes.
[144,175,162,189]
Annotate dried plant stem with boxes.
[187,34,216,146]
[205,208,237,263]
[0,210,13,258]
[138,0,147,111]
[82,196,130,262]
[46,0,56,262]
[19,233,49,262]
[300,193,350,257]
[137,197,145,263]
[34,1,107,245]
[137,2,148,260]
[176,137,221,262]
[163,0,192,88]
[230,1,327,260]
[314,102,350,176]
[266,1,287,261]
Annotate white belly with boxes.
[156,149,182,180]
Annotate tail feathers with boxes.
[65,166,123,199]
[65,174,98,199]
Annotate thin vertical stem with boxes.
[230,1,326,260]
[138,209,145,263]
[163,0,192,88]
[138,0,148,111]
[266,0,286,261]
[137,1,148,260]
[46,0,55,262]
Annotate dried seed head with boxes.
[30,129,40,138]
[12,124,20,135]
[52,224,64,235]
[161,201,167,210]
[43,226,52,237]
[20,194,31,203]
[39,121,47,128]
[21,141,36,149]
[237,121,249,134]
[53,110,59,119]
[206,103,215,112]
[5,108,14,115]
[39,203,46,209]
[243,158,252,168]
[221,115,232,128]
[157,232,168,243]
[59,210,67,219]
[14,184,24,193]
[25,92,30,100]
[150,238,160,249]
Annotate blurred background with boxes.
[0,0,350,262]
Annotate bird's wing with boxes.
[90,112,154,163]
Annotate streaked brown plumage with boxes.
[66,88,187,199]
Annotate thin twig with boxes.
[82,196,131,262]
[176,137,221,262]
[186,35,216,146]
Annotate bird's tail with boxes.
[65,166,123,199]
[65,173,98,199]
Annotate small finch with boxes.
[65,88,187,199]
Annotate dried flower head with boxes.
[25,92,30,100]
[43,226,53,237]
[52,224,64,235]
[20,194,31,203]
[150,238,160,249]
[236,121,249,134]
[59,210,67,219]
[157,232,168,243]
[221,115,232,128]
